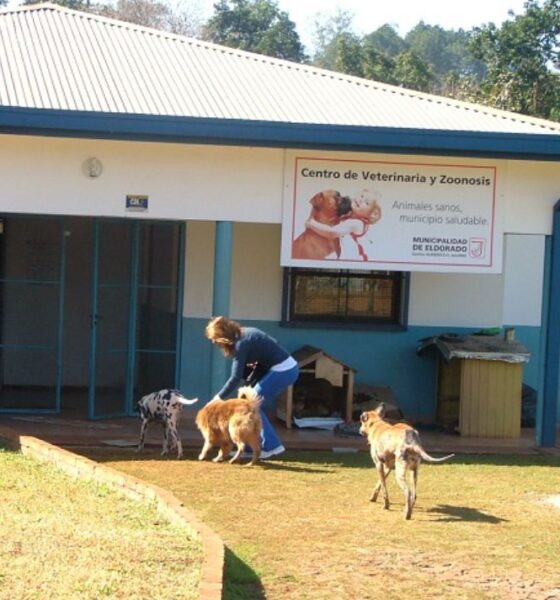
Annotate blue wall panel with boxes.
[179,318,543,422]
[180,318,214,401]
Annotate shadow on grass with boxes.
[82,447,560,470]
[273,450,371,469]
[88,449,340,475]
[427,504,509,523]
[258,461,333,474]
[223,547,265,600]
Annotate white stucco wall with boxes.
[502,161,560,234]
[502,234,545,326]
[183,220,215,318]
[408,234,545,327]
[184,221,283,319]
[2,135,559,235]
[2,134,558,328]
[408,271,505,327]
[1,135,284,223]
[230,223,283,320]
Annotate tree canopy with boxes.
[203,0,305,61]
[470,0,560,120]
[363,24,406,59]
[21,0,203,35]
[309,1,560,120]
[312,15,437,92]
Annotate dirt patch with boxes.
[355,548,560,600]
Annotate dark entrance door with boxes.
[88,219,184,418]
[0,216,65,413]
[0,215,184,419]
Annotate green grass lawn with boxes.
[84,448,560,600]
[0,448,202,600]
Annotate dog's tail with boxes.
[237,386,262,404]
[415,446,455,463]
[405,430,454,462]
[173,391,198,406]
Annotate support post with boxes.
[209,221,233,396]
[539,201,560,447]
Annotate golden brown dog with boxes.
[360,403,454,519]
[292,190,352,259]
[195,386,262,466]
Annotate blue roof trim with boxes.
[1,106,560,159]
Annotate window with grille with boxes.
[283,268,408,327]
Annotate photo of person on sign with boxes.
[304,189,383,261]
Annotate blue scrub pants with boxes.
[253,364,299,458]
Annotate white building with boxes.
[1,3,559,445]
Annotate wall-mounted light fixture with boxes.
[83,157,103,178]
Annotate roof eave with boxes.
[1,106,560,160]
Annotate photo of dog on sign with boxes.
[290,188,382,262]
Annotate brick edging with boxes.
[0,424,224,600]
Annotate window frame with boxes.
[281,267,409,331]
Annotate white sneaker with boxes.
[260,445,286,459]
[230,445,286,460]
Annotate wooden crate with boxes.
[424,334,528,439]
[459,359,522,438]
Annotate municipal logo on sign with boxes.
[126,195,148,211]
[469,238,486,259]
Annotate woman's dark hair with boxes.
[205,316,242,357]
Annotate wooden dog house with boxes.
[421,334,530,438]
[278,345,356,429]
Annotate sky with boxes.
[4,0,531,51]
[195,0,529,51]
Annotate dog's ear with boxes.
[310,192,324,208]
[360,412,368,423]
[375,402,386,417]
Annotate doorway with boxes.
[0,215,185,418]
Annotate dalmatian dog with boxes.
[136,389,198,459]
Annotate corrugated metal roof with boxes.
[1,2,560,136]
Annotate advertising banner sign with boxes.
[281,156,501,273]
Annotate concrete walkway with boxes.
[1,410,554,456]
